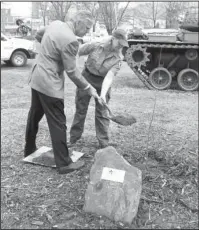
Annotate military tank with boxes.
[123,7,199,91]
[127,28,148,40]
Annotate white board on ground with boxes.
[23,146,85,168]
[71,151,85,162]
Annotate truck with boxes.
[1,32,36,67]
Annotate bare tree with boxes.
[98,2,116,35]
[163,2,189,28]
[117,5,136,27]
[38,2,49,26]
[98,2,129,35]
[116,2,130,28]
[152,2,159,28]
[49,1,73,22]
[75,2,99,32]
[131,2,165,28]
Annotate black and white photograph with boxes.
[1,1,198,229]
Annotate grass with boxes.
[1,61,198,229]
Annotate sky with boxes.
[2,1,142,18]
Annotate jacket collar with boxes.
[66,21,75,34]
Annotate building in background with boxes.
[1,2,43,36]
[1,5,18,35]
[32,2,40,19]
[1,7,11,32]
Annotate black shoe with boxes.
[58,160,85,174]
[24,146,37,157]
[67,142,76,148]
[98,143,109,149]
[67,138,81,148]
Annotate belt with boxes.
[85,67,103,78]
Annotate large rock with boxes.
[83,146,142,224]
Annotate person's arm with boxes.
[100,70,114,103]
[67,68,91,90]
[61,41,100,100]
[67,69,100,99]
[35,27,46,43]
[100,60,122,103]
[78,42,99,56]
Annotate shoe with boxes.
[24,145,37,157]
[98,143,109,149]
[58,160,85,174]
[67,142,76,148]
[67,138,81,148]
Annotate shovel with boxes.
[103,103,137,126]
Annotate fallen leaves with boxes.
[45,213,54,224]
[1,61,198,229]
[31,220,44,226]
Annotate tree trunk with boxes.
[93,23,96,32]
[153,20,156,28]
[43,15,46,26]
[107,28,112,35]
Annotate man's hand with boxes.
[86,85,98,97]
[98,95,107,106]
[35,27,45,43]
[85,85,103,105]
[100,95,107,104]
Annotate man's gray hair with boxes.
[70,10,93,23]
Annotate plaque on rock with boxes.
[83,146,142,224]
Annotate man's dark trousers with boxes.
[25,88,71,168]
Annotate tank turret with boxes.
[177,7,199,43]
[127,28,148,40]
[179,7,199,32]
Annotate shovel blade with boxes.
[111,115,137,126]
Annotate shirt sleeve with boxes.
[61,41,79,73]
[78,42,99,56]
[109,60,122,75]
[35,27,46,43]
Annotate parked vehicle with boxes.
[127,28,148,40]
[1,32,36,67]
[123,7,198,91]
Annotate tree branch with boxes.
[116,1,130,28]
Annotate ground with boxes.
[1,59,198,229]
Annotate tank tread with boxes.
[132,68,154,89]
[135,43,199,49]
[129,42,199,89]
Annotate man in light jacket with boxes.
[24,11,100,174]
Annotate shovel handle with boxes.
[103,103,114,117]
[96,98,114,118]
